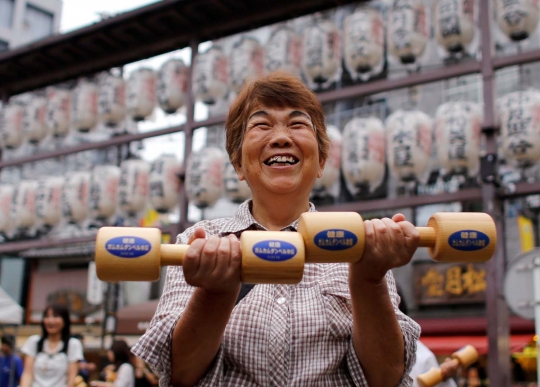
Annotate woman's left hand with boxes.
[350,213,419,284]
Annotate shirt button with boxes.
[277,297,287,304]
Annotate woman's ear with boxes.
[317,156,326,179]
[234,162,245,181]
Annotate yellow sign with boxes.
[517,216,535,252]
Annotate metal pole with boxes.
[479,0,511,385]
[179,39,198,232]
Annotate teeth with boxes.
[267,155,297,164]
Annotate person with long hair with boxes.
[91,340,134,387]
[19,303,84,387]
[132,72,421,386]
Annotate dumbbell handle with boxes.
[154,226,436,267]
[417,345,478,387]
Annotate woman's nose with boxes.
[270,126,292,147]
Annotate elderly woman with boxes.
[132,72,420,387]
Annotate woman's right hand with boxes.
[182,227,242,296]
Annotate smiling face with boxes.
[43,308,65,336]
[235,106,325,198]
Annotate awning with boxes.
[421,334,533,355]
[116,300,159,335]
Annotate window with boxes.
[0,39,8,52]
[0,0,14,28]
[24,4,54,42]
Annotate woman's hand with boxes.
[182,227,242,296]
[351,213,419,284]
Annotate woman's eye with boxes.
[291,122,308,129]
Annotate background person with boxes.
[132,72,421,387]
[0,334,23,387]
[19,303,84,387]
[398,291,458,387]
[91,340,134,387]
[133,356,157,387]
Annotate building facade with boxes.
[0,0,62,51]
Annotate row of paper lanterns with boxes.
[1,90,538,226]
[0,155,181,235]
[2,0,536,150]
[334,90,540,195]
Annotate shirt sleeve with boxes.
[16,356,24,379]
[115,363,135,387]
[20,335,39,357]
[67,338,84,363]
[132,222,216,387]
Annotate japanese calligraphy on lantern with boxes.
[302,18,341,88]
[265,26,302,78]
[435,101,482,177]
[434,0,476,53]
[414,262,486,305]
[498,89,540,168]
[342,117,386,196]
[343,7,384,79]
[387,0,429,64]
[495,0,540,41]
[230,36,264,93]
[386,109,433,183]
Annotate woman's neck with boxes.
[251,193,310,231]
[47,333,61,343]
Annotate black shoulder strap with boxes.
[235,284,255,305]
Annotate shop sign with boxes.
[414,261,486,305]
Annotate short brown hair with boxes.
[225,71,330,168]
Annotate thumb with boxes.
[187,227,206,244]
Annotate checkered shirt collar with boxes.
[218,199,316,235]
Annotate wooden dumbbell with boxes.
[95,212,496,283]
[417,345,478,387]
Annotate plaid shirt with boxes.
[132,200,420,386]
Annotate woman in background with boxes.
[91,340,134,387]
[19,303,84,387]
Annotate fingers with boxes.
[187,227,206,244]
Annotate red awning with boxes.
[421,334,534,355]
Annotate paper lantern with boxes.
[341,117,386,195]
[343,7,385,76]
[45,88,71,137]
[495,0,540,41]
[265,26,303,78]
[0,103,25,149]
[0,185,14,234]
[157,59,189,114]
[71,82,98,132]
[23,96,48,144]
[13,180,38,229]
[193,46,229,105]
[434,0,476,53]
[90,165,121,219]
[386,109,433,183]
[435,101,482,177]
[498,90,540,168]
[62,172,90,223]
[127,68,157,121]
[302,19,342,87]
[186,147,225,209]
[35,176,64,226]
[149,155,181,213]
[223,161,251,203]
[312,125,342,195]
[98,75,127,126]
[387,0,429,64]
[230,36,265,93]
[119,159,150,214]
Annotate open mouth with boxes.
[264,155,299,166]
